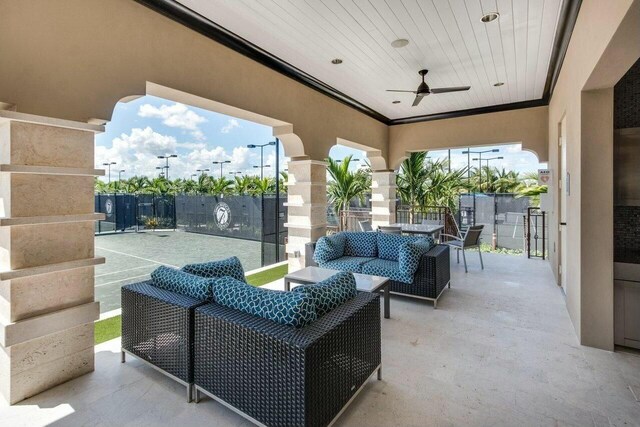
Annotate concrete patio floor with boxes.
[1,253,639,426]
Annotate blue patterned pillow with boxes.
[212,276,317,328]
[313,233,346,264]
[181,256,246,283]
[398,238,435,276]
[343,232,378,257]
[292,271,357,316]
[377,233,419,261]
[151,266,214,301]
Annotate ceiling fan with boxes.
[387,69,470,107]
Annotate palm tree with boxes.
[396,152,429,223]
[249,177,274,196]
[94,178,109,194]
[421,159,468,210]
[210,177,234,196]
[516,171,547,206]
[233,175,252,195]
[326,155,369,230]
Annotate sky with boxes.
[96,95,544,181]
[95,95,284,181]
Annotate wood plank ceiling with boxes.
[177,0,564,120]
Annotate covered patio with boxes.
[2,253,638,426]
[2,0,640,425]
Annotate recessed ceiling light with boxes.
[493,82,504,87]
[391,38,409,48]
[392,100,401,104]
[481,12,499,23]
[331,58,343,65]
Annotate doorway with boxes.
[559,116,568,294]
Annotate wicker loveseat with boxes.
[306,231,451,308]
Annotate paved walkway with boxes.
[95,231,262,313]
[2,253,639,426]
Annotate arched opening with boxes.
[93,85,300,317]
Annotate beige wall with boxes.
[0,0,388,163]
[389,106,549,168]
[547,0,640,349]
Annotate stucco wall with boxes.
[547,0,640,349]
[389,106,549,169]
[0,0,388,163]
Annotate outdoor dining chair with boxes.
[359,220,374,232]
[378,225,402,234]
[441,225,484,273]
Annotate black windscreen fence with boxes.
[458,193,532,250]
[96,193,287,266]
[175,194,263,241]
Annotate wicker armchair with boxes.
[193,292,382,427]
[121,281,206,402]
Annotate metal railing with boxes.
[338,208,372,232]
[525,207,546,259]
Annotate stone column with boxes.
[370,170,397,228]
[0,111,105,404]
[284,159,326,272]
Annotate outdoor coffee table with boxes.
[284,266,391,319]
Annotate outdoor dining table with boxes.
[389,223,444,238]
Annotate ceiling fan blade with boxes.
[430,86,471,94]
[386,89,417,93]
[412,94,425,107]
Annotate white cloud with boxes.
[221,118,240,134]
[96,127,272,181]
[177,141,207,150]
[138,102,207,140]
[190,129,206,141]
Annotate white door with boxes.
[559,117,568,293]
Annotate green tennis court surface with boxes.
[95,231,262,313]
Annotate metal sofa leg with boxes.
[194,387,201,403]
[187,384,193,403]
[462,248,468,273]
[478,247,484,269]
[121,350,125,363]
[456,249,460,264]
[377,366,382,381]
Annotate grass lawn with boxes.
[94,262,289,344]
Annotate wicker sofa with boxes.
[306,231,451,308]
[121,264,382,426]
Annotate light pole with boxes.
[155,166,166,178]
[196,168,210,176]
[472,156,503,191]
[118,169,125,181]
[190,174,198,180]
[253,164,271,177]
[248,140,280,263]
[157,154,177,180]
[247,141,276,180]
[102,161,116,183]
[336,158,360,166]
[462,148,499,192]
[212,160,231,179]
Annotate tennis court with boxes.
[95,231,262,313]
